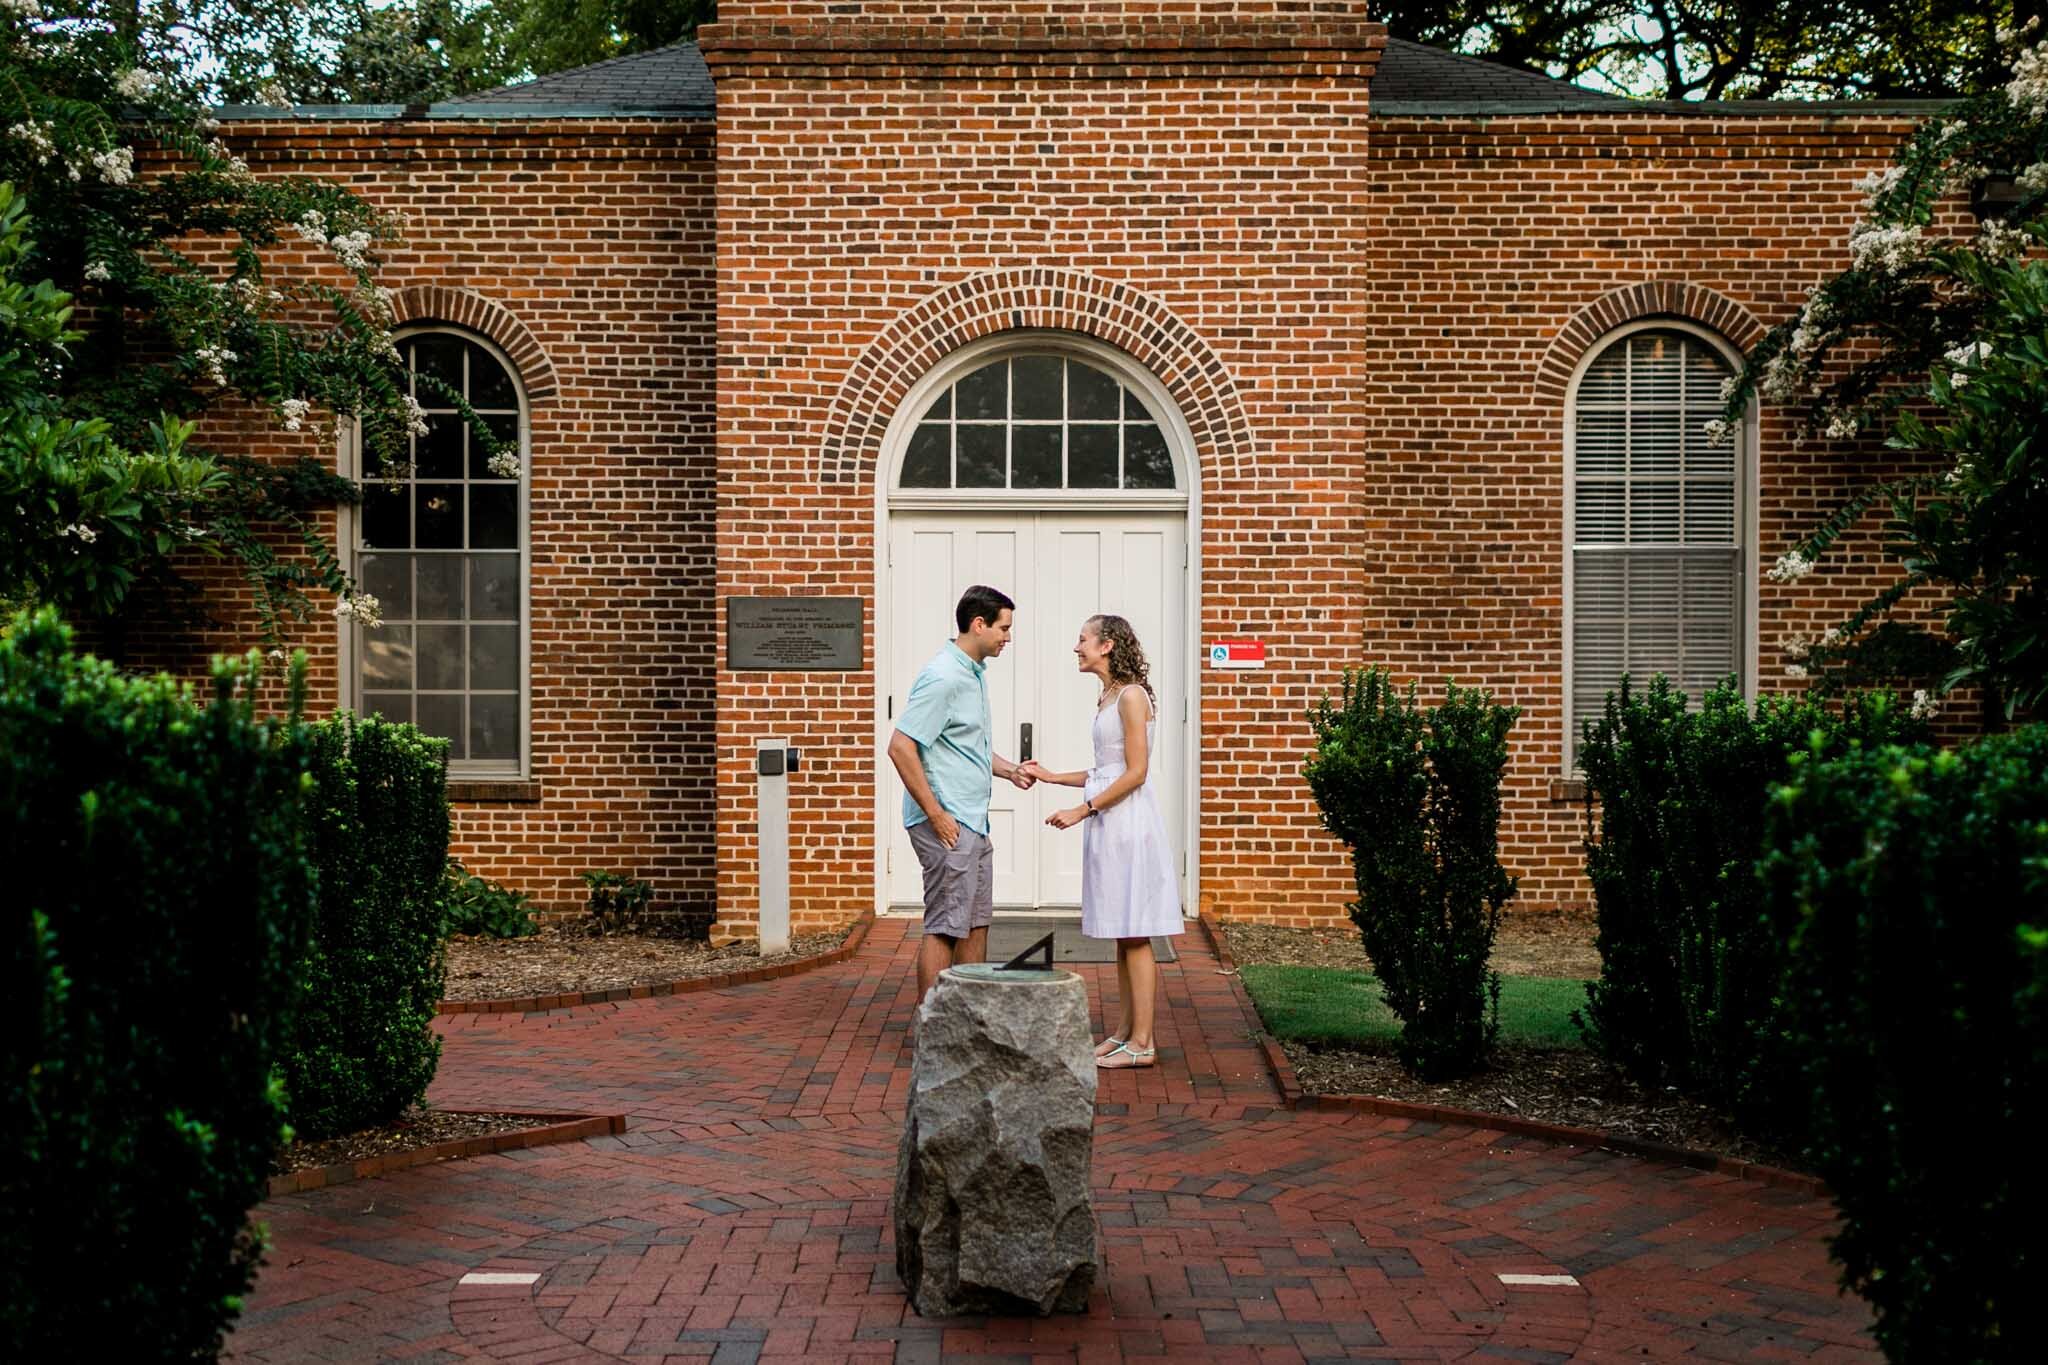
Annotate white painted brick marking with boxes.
[460,1272,540,1286]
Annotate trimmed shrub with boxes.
[280,714,450,1142]
[582,869,652,935]
[1576,677,1922,1134]
[441,860,538,938]
[1,610,316,1359]
[1765,727,2048,1362]
[1306,669,1520,1079]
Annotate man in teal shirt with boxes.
[886,584,1035,1002]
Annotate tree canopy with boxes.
[1365,2,2031,100]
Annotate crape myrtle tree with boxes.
[1713,21,2048,721]
[1,1,512,643]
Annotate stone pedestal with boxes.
[892,963,1098,1317]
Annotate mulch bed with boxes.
[273,1107,554,1177]
[442,921,856,1003]
[1219,918,1810,1175]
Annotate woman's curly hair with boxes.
[1088,614,1154,703]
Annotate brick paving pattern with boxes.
[228,922,1876,1361]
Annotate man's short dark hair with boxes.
[956,585,1016,634]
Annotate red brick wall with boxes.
[1365,113,1935,910]
[119,117,721,919]
[703,5,1387,935]
[703,3,1931,933]
[137,20,1949,936]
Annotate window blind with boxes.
[1570,330,1741,760]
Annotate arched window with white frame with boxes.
[895,351,1181,494]
[1565,323,1749,767]
[350,327,528,777]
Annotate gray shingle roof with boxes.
[1369,38,1627,112]
[364,34,1935,121]
[438,36,1617,118]
[443,41,715,115]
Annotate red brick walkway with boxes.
[228,920,1876,1362]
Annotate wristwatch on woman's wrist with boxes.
[1084,798,1096,817]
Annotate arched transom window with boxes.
[897,353,1178,491]
[352,329,527,776]
[1567,325,1746,764]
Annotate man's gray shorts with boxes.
[906,821,995,940]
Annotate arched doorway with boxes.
[874,333,1199,917]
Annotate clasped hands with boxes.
[1015,760,1091,830]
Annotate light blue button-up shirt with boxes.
[896,642,993,836]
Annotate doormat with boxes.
[980,917,1179,965]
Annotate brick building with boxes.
[194,2,1940,936]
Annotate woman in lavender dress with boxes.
[1025,614,1183,1069]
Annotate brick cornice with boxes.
[386,285,560,403]
[1534,280,1767,401]
[698,18,1387,80]
[815,267,1257,489]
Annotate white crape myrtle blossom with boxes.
[194,346,236,387]
[279,398,310,431]
[91,146,134,186]
[1785,662,1809,680]
[254,81,293,109]
[1824,410,1861,440]
[82,260,110,282]
[486,450,521,479]
[2006,25,2048,121]
[400,395,429,438]
[1910,688,1940,720]
[328,229,374,272]
[1977,220,2032,260]
[60,522,97,543]
[1848,222,1927,275]
[1945,340,1994,390]
[1703,417,1735,448]
[113,68,162,102]
[334,593,383,628]
[202,138,253,182]
[294,209,328,246]
[9,121,55,164]
[1855,165,1905,207]
[2,0,44,17]
[1759,349,1802,403]
[1769,550,1816,583]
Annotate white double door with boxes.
[885,510,1187,913]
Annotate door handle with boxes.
[1020,722,1033,762]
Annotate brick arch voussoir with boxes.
[1534,282,1767,402]
[386,285,559,404]
[818,269,1254,489]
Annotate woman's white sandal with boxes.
[1096,1043,1156,1069]
[1093,1034,1126,1058]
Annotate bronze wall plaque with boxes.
[727,596,864,670]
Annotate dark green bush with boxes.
[1576,677,1923,1135]
[581,869,652,935]
[441,860,538,938]
[1,609,316,1359]
[1306,669,1520,1079]
[280,714,450,1142]
[1765,726,2048,1363]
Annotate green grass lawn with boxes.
[1238,965,1589,1050]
